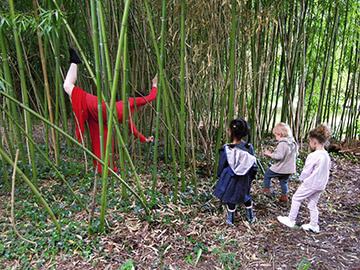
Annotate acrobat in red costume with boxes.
[63,48,157,173]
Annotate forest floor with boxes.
[0,139,359,270]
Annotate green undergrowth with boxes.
[0,143,215,269]
[0,179,214,269]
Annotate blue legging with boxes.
[264,169,290,195]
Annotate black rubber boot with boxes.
[246,206,256,223]
[69,47,82,64]
[225,207,236,225]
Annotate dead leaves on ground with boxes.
[1,154,359,269]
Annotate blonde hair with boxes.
[273,122,292,137]
[309,124,332,144]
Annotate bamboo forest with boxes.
[0,0,359,268]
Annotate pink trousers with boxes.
[289,184,322,226]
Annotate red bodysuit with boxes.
[71,86,157,173]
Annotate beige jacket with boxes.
[270,137,298,174]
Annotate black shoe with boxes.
[246,206,257,223]
[69,47,82,64]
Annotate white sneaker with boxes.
[277,216,295,228]
[301,223,320,233]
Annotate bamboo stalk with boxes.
[0,101,11,191]
[184,48,198,197]
[337,43,354,138]
[144,0,180,202]
[88,167,98,234]
[345,37,359,139]
[97,0,113,90]
[8,0,38,186]
[90,0,105,173]
[121,26,129,200]
[0,26,21,162]
[316,5,339,125]
[99,0,135,231]
[227,0,237,123]
[298,0,307,145]
[33,0,58,166]
[179,0,186,192]
[0,27,16,158]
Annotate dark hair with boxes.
[230,119,251,148]
[309,124,332,144]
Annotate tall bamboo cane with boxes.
[345,38,359,138]
[8,0,38,186]
[97,0,113,90]
[324,12,339,123]
[99,0,134,231]
[87,0,106,231]
[316,5,339,125]
[213,84,228,181]
[90,0,105,173]
[33,0,59,165]
[331,10,348,129]
[228,0,237,123]
[121,26,129,200]
[0,25,22,161]
[179,0,186,192]
[144,0,180,202]
[0,78,11,190]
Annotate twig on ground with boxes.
[10,149,37,246]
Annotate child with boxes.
[63,48,157,173]
[263,123,298,202]
[214,119,258,225]
[277,124,332,233]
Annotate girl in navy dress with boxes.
[214,119,258,225]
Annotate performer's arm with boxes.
[128,117,153,143]
[147,74,158,101]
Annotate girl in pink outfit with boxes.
[277,124,332,233]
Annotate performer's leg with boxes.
[63,48,82,97]
[63,63,78,97]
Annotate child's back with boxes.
[214,119,258,225]
[300,149,330,191]
[263,123,298,202]
[270,136,298,174]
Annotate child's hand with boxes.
[264,150,272,157]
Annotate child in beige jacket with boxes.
[264,123,298,202]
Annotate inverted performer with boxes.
[63,48,157,173]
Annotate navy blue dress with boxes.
[214,142,258,205]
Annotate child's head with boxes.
[273,123,292,140]
[308,124,332,148]
[229,119,250,143]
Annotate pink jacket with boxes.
[300,150,331,191]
